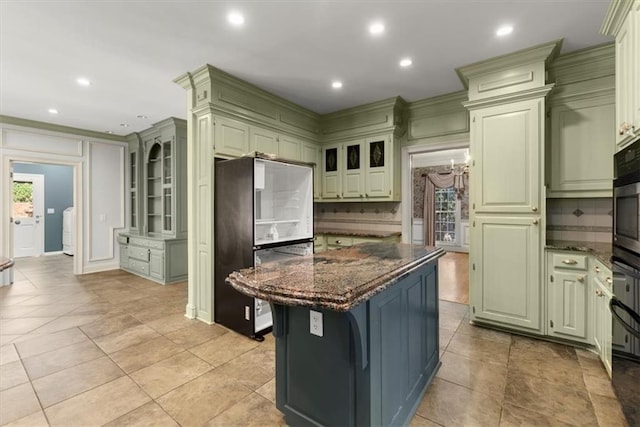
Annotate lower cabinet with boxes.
[470,216,542,334]
[314,233,401,253]
[118,233,188,285]
[546,251,590,343]
[592,259,613,377]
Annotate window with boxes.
[435,187,457,243]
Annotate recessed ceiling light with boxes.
[76,77,91,86]
[137,115,148,119]
[105,130,114,134]
[399,58,413,67]
[48,108,59,114]
[369,21,385,35]
[496,25,514,37]
[331,81,343,89]
[120,123,129,128]
[227,11,245,26]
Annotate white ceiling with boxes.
[0,0,613,136]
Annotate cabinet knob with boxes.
[336,240,342,244]
[365,193,369,198]
[532,219,539,225]
[562,259,578,265]
[577,275,585,283]
[360,194,364,198]
[595,289,604,297]
[595,266,600,273]
[606,277,612,285]
[532,207,538,212]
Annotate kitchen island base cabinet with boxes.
[272,263,439,427]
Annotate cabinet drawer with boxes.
[129,237,150,247]
[593,259,613,292]
[128,259,149,276]
[128,246,150,262]
[326,235,353,247]
[146,240,165,250]
[552,253,588,270]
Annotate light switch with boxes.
[47,208,55,214]
[310,310,323,337]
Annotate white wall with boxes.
[0,122,126,274]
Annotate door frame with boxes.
[401,134,470,245]
[4,156,82,275]
[12,172,45,257]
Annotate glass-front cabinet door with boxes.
[130,151,138,230]
[146,138,174,235]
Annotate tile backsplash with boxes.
[546,198,612,243]
[314,202,402,233]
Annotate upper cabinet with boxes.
[137,118,188,238]
[548,95,615,197]
[602,0,640,149]
[472,99,544,215]
[321,135,399,201]
[318,97,405,202]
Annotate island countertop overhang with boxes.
[226,242,445,311]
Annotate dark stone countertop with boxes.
[545,240,612,269]
[315,228,402,238]
[227,242,444,311]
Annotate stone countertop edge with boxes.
[314,229,402,238]
[228,245,445,312]
[545,240,613,269]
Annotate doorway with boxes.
[402,140,470,305]
[9,161,76,274]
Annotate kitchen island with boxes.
[227,242,444,427]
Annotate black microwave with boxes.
[613,137,640,265]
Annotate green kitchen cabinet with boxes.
[321,143,343,199]
[279,134,302,161]
[470,215,542,333]
[592,258,613,377]
[602,0,640,149]
[249,125,303,161]
[459,41,558,334]
[471,99,544,215]
[120,118,188,285]
[249,126,278,156]
[321,135,399,201]
[547,251,590,342]
[548,95,615,197]
[301,141,321,199]
[214,116,250,158]
[343,140,365,199]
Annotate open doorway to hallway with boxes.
[10,162,75,274]
[404,146,470,305]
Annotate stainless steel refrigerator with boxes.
[214,155,314,340]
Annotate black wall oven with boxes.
[611,136,640,426]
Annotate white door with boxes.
[12,173,45,258]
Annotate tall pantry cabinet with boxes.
[457,40,561,334]
[119,118,188,284]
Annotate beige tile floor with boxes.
[0,255,629,426]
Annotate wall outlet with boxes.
[47,208,55,214]
[310,310,323,337]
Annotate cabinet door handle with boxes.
[532,219,539,225]
[595,266,600,273]
[532,206,538,212]
[562,259,578,265]
[577,275,585,283]
[606,277,612,285]
[595,289,604,297]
